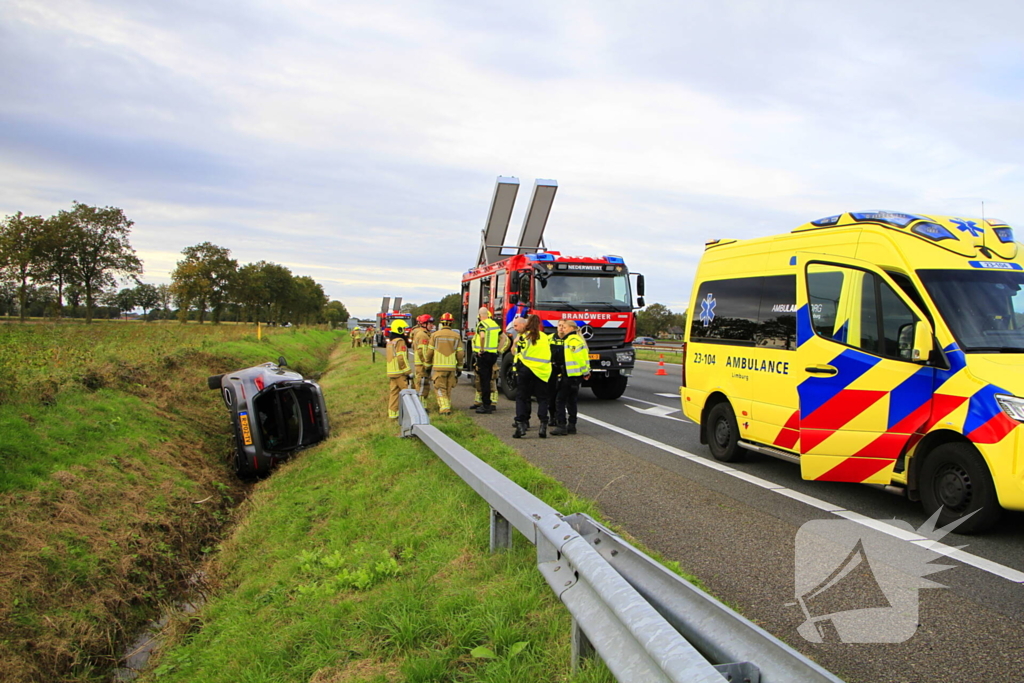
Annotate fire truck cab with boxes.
[374,297,410,347]
[462,177,645,400]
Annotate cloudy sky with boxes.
[3,0,1023,317]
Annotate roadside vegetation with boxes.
[0,322,340,682]
[142,344,694,682]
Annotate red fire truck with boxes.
[373,296,411,347]
[462,177,646,400]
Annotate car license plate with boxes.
[589,353,600,360]
[239,411,253,446]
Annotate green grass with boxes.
[143,343,626,683]
[0,323,343,683]
[636,348,683,364]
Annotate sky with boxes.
[3,0,1024,318]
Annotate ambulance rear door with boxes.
[794,253,937,484]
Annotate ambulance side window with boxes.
[860,273,917,361]
[807,268,845,340]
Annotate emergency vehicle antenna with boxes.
[515,178,558,255]
[478,176,520,266]
[380,297,390,314]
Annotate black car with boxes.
[635,336,657,345]
[207,357,330,478]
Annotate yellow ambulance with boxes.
[681,211,1024,533]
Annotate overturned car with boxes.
[207,357,330,478]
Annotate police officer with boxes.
[513,314,552,439]
[409,314,434,405]
[425,312,463,415]
[385,319,411,419]
[551,319,591,435]
[472,306,501,414]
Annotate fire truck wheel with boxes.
[920,443,1000,534]
[590,375,627,400]
[707,401,744,462]
[499,354,517,401]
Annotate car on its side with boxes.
[208,357,329,478]
[635,336,657,345]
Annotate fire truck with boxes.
[461,177,646,400]
[373,296,411,347]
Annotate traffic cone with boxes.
[656,355,667,376]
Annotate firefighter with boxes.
[472,306,501,414]
[550,319,591,435]
[409,314,435,406]
[363,325,374,346]
[385,319,411,419]
[350,325,361,348]
[513,314,552,439]
[425,312,463,415]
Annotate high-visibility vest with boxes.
[473,318,500,353]
[563,332,591,377]
[386,337,410,377]
[428,328,463,369]
[516,332,552,382]
[410,327,431,366]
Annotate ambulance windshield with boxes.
[534,271,632,309]
[919,269,1024,353]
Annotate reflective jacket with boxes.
[473,318,501,353]
[385,336,410,377]
[426,327,464,370]
[514,332,552,382]
[563,332,591,377]
[410,326,431,367]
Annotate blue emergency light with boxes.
[527,253,556,262]
[603,255,625,264]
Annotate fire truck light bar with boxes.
[527,253,556,261]
[603,255,625,264]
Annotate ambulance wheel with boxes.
[499,354,517,400]
[707,402,744,462]
[920,443,1000,534]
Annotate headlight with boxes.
[616,351,634,364]
[995,394,1024,422]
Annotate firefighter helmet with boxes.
[390,319,408,333]
[416,314,434,325]
[440,312,454,326]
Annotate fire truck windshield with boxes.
[534,271,632,309]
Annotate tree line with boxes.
[0,204,349,326]
[636,303,688,338]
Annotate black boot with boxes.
[551,423,568,436]
[539,420,547,439]
[513,421,527,439]
[567,423,577,434]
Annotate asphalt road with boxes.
[454,360,1024,683]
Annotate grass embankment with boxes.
[636,348,683,365]
[143,344,692,682]
[0,322,340,682]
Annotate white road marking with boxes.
[624,404,689,422]
[576,412,1024,585]
[655,392,681,399]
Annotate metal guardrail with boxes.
[397,389,843,683]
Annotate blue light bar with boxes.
[810,215,841,227]
[527,253,556,261]
[603,255,625,264]
[850,211,923,228]
[994,227,1015,244]
[911,222,956,241]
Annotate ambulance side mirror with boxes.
[900,320,933,363]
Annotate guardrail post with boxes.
[571,617,596,672]
[490,508,512,552]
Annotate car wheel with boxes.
[207,374,224,390]
[920,443,1001,534]
[499,353,517,400]
[591,375,628,400]
[707,401,744,462]
[233,447,257,481]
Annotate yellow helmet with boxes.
[390,319,408,333]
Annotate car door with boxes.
[795,254,937,484]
